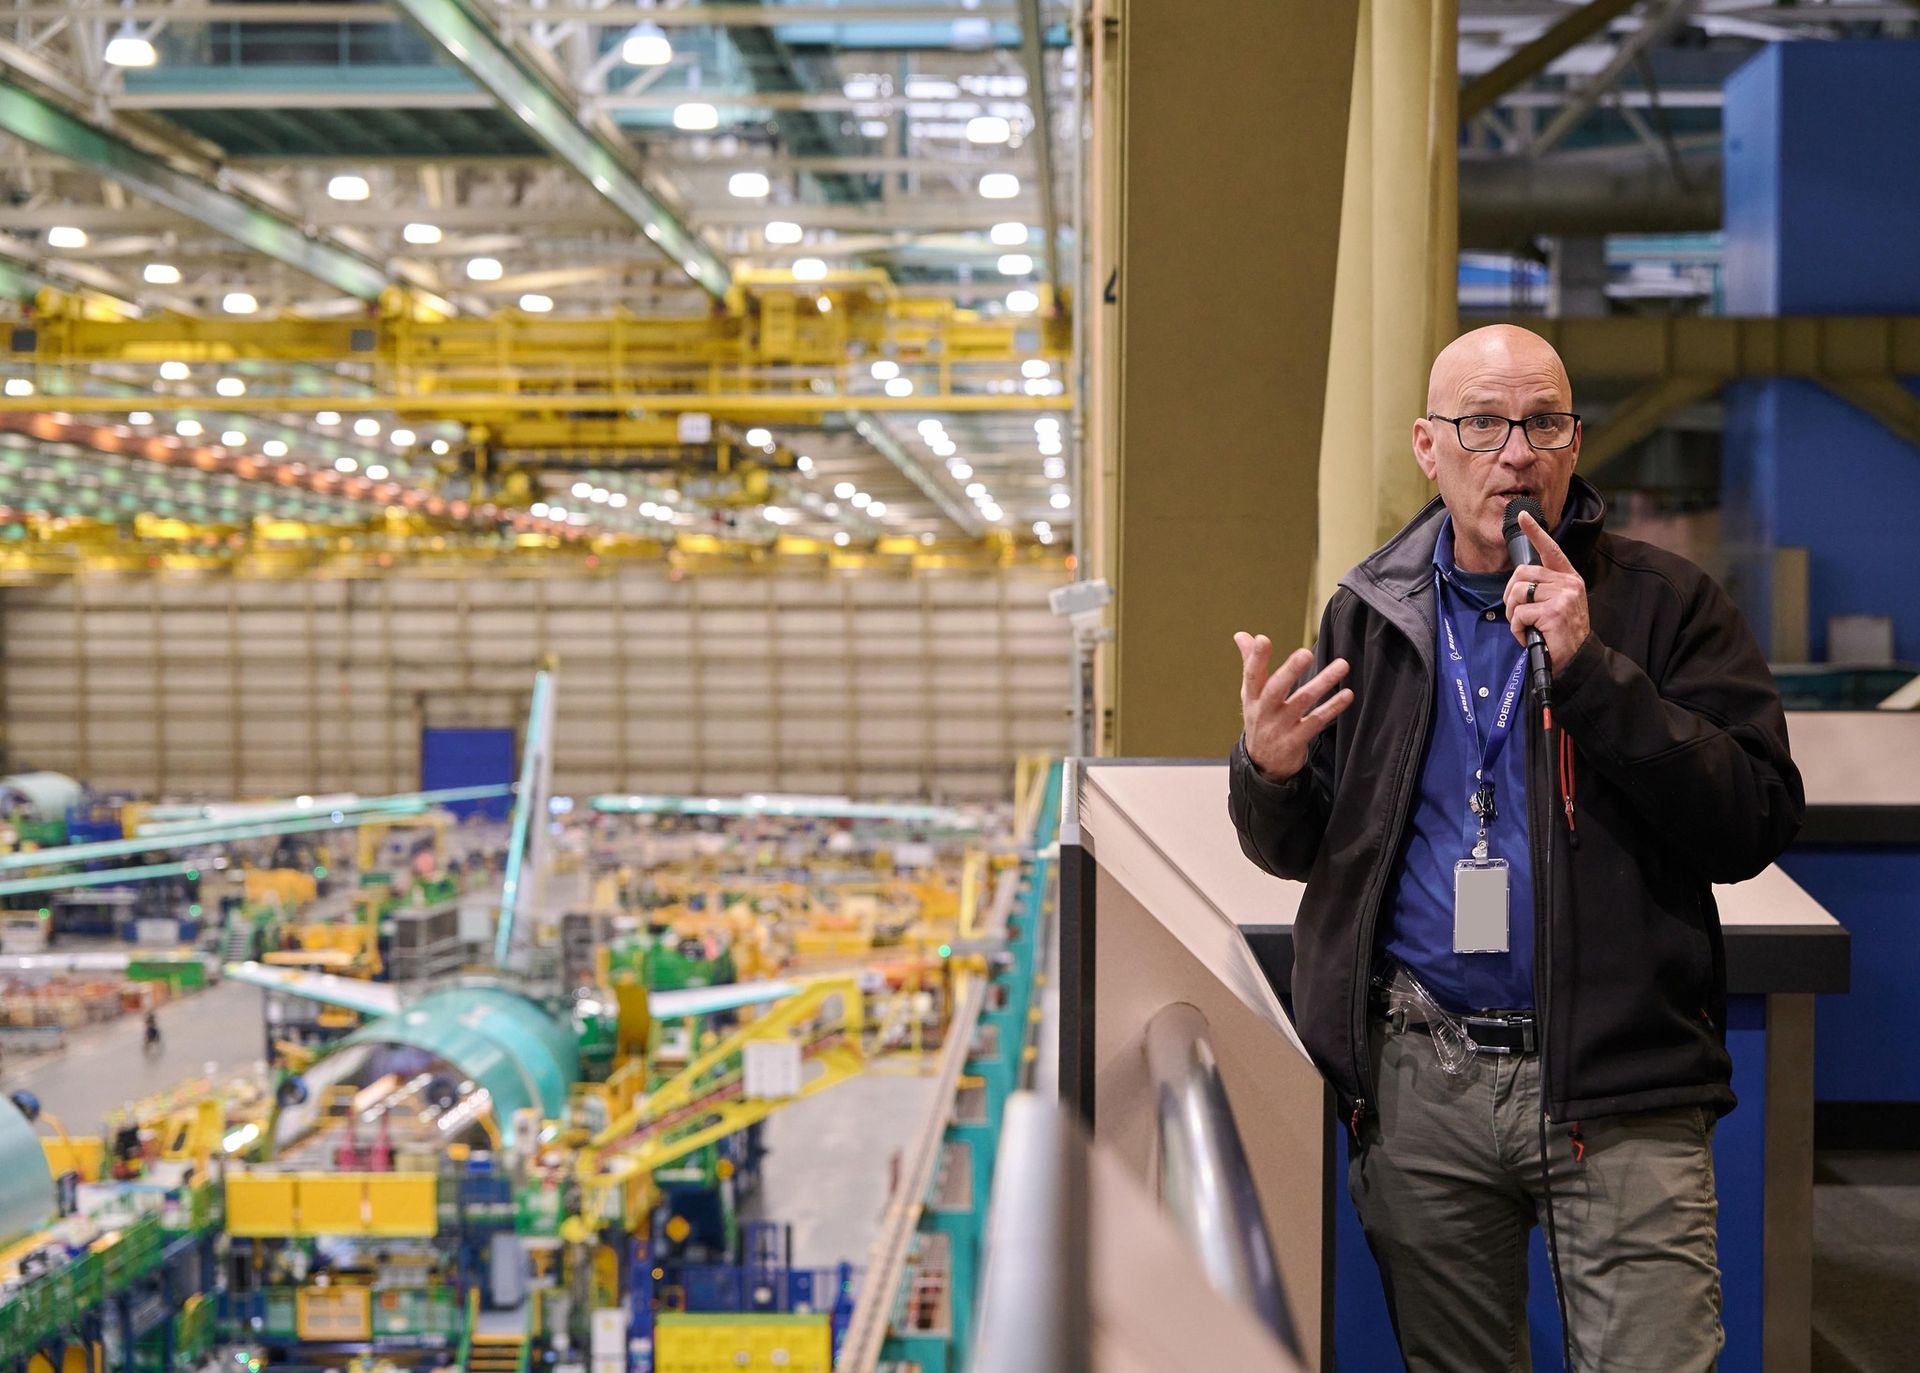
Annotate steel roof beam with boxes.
[1459,0,1644,122]
[1014,0,1062,304]
[850,412,983,536]
[0,78,390,300]
[385,0,730,300]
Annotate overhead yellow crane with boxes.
[3,274,1073,422]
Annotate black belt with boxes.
[1373,993,1538,1056]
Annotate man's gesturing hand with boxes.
[1234,632,1354,784]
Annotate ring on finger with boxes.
[1526,580,1538,603]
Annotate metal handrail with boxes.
[1143,1002,1302,1359]
[969,1094,1090,1373]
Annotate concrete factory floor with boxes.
[0,977,265,1125]
[742,1063,942,1272]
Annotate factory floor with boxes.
[742,1060,940,1272]
[1813,1150,1920,1373]
[0,977,264,1125]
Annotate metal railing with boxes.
[1143,1002,1303,1360]
[970,1094,1091,1373]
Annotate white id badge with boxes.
[1453,858,1510,953]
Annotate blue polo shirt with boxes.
[1378,518,1535,1014]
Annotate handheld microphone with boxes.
[1502,495,1553,706]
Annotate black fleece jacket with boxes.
[1228,479,1804,1124]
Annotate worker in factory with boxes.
[1227,324,1803,1372]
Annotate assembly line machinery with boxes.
[0,707,1062,1373]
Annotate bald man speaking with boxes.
[1229,326,1802,1371]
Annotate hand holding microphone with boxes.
[1501,495,1590,697]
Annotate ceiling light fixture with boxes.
[143,263,181,285]
[222,291,258,315]
[215,377,246,397]
[765,221,804,246]
[979,172,1020,200]
[353,418,381,438]
[796,455,813,473]
[104,27,157,68]
[608,492,627,508]
[3,379,31,398]
[834,482,856,499]
[519,293,553,313]
[870,360,900,381]
[1006,289,1040,314]
[990,221,1029,247]
[997,253,1033,276]
[334,456,359,473]
[262,440,288,457]
[1023,359,1051,379]
[729,171,771,199]
[622,29,672,66]
[673,102,719,131]
[326,174,370,202]
[792,257,828,282]
[46,226,87,250]
[316,411,341,427]
[884,377,913,397]
[1051,490,1072,509]
[966,116,1012,145]
[867,501,887,517]
[221,430,246,447]
[128,411,152,425]
[159,361,189,382]
[834,531,850,547]
[402,222,442,245]
[466,257,503,281]
[390,429,416,447]
[176,419,203,437]
[746,428,773,447]
[850,492,871,509]
[366,464,389,481]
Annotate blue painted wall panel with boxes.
[1335,996,1768,1371]
[1721,41,1920,662]
[420,727,516,820]
[1779,847,1920,1102]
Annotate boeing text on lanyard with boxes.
[1437,572,1528,954]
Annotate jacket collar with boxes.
[1346,475,1608,606]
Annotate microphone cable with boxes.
[1537,695,1578,1373]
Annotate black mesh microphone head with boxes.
[1502,494,1545,547]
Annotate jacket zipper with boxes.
[1348,627,1436,1127]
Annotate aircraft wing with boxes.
[222,961,402,1018]
[649,980,801,1021]
[0,951,204,975]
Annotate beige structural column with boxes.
[1100,0,1359,758]
[1083,0,1122,754]
[1310,0,1459,622]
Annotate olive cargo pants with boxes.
[1348,1018,1723,1372]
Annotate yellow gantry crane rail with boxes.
[5,281,1073,421]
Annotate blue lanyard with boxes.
[1435,572,1528,782]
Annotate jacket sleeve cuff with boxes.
[1553,631,1609,708]
[1232,735,1306,804]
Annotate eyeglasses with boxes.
[1427,412,1581,453]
